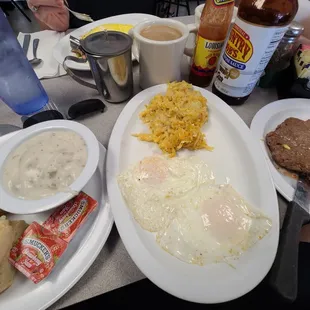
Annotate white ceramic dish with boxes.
[0,120,99,214]
[0,132,113,310]
[53,13,160,71]
[250,98,310,201]
[106,84,279,303]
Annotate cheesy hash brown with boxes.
[133,81,213,157]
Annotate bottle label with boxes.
[191,35,224,77]
[213,0,234,6]
[214,16,288,97]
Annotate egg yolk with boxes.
[200,195,252,245]
[138,157,168,185]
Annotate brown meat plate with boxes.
[265,117,310,175]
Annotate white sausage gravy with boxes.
[2,130,87,200]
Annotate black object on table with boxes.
[276,47,310,100]
[64,242,310,309]
[22,98,106,128]
[268,176,310,302]
[10,0,31,22]
[23,110,64,128]
[67,0,157,29]
[67,99,106,120]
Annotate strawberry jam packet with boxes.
[9,222,68,284]
[42,192,98,243]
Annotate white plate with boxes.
[106,84,279,303]
[250,98,310,201]
[53,13,160,71]
[0,120,99,214]
[0,132,113,310]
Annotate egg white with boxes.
[118,155,272,265]
[117,155,215,232]
[156,184,272,265]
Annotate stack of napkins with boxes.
[17,30,67,79]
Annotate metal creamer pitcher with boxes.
[63,31,133,103]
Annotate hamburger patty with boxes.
[266,117,310,174]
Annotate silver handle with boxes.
[184,23,198,57]
[22,34,31,55]
[69,35,81,50]
[63,56,98,91]
[33,38,39,59]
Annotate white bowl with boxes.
[0,120,99,214]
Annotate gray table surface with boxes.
[0,15,288,310]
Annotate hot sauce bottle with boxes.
[189,0,235,87]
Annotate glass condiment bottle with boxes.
[189,0,235,88]
[212,0,299,105]
[259,21,304,88]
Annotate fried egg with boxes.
[117,155,215,232]
[118,155,272,265]
[156,184,272,265]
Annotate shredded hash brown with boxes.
[133,81,213,157]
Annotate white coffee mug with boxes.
[130,19,196,89]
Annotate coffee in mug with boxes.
[130,19,196,89]
[140,25,182,41]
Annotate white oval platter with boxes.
[106,84,279,303]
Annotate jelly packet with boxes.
[42,192,98,243]
[9,222,68,284]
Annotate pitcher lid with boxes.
[81,31,132,57]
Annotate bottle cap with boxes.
[285,21,304,38]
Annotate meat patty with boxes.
[266,117,310,174]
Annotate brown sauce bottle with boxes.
[212,0,299,105]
